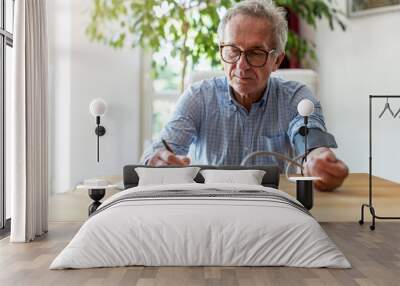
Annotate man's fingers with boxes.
[180,156,191,165]
[323,160,348,178]
[304,152,348,191]
[147,150,191,166]
[158,151,184,165]
[309,156,348,178]
[311,168,342,191]
[309,162,347,191]
[148,153,167,166]
[314,180,336,192]
[156,150,191,166]
[154,157,168,166]
[307,164,331,184]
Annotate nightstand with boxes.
[76,183,118,216]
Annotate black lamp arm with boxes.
[94,116,106,162]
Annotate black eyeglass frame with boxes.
[219,44,276,68]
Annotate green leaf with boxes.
[86,0,347,84]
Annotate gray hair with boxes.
[218,0,288,53]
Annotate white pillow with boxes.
[135,167,201,186]
[200,169,266,185]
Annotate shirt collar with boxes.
[258,77,271,108]
[225,77,272,109]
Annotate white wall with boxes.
[48,0,141,193]
[301,1,400,182]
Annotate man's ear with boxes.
[271,52,285,72]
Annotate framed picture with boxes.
[348,0,400,17]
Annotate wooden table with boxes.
[50,173,400,222]
[280,173,400,222]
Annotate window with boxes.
[150,49,182,141]
[0,0,14,234]
[140,50,215,155]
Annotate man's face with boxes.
[221,15,284,97]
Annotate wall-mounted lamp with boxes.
[295,99,318,210]
[89,98,107,162]
[297,99,315,166]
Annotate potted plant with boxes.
[86,0,345,91]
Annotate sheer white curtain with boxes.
[9,0,48,242]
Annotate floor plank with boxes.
[1,222,400,286]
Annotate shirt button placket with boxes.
[243,112,252,160]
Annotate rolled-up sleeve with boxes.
[287,85,337,156]
[141,86,203,164]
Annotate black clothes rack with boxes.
[359,95,400,230]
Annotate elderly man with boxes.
[142,0,348,191]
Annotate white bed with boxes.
[50,183,350,269]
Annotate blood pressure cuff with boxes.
[293,128,337,156]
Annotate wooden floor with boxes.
[1,222,400,286]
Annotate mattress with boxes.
[50,183,351,269]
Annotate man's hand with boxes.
[303,147,349,191]
[147,149,191,166]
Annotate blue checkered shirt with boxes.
[142,76,337,172]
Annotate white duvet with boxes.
[50,183,351,269]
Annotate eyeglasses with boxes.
[219,44,276,68]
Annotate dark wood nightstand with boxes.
[77,184,118,216]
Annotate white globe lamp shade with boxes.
[89,98,107,117]
[297,99,314,117]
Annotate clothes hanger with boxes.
[378,97,395,118]
[393,106,400,118]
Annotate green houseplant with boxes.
[86,0,345,91]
